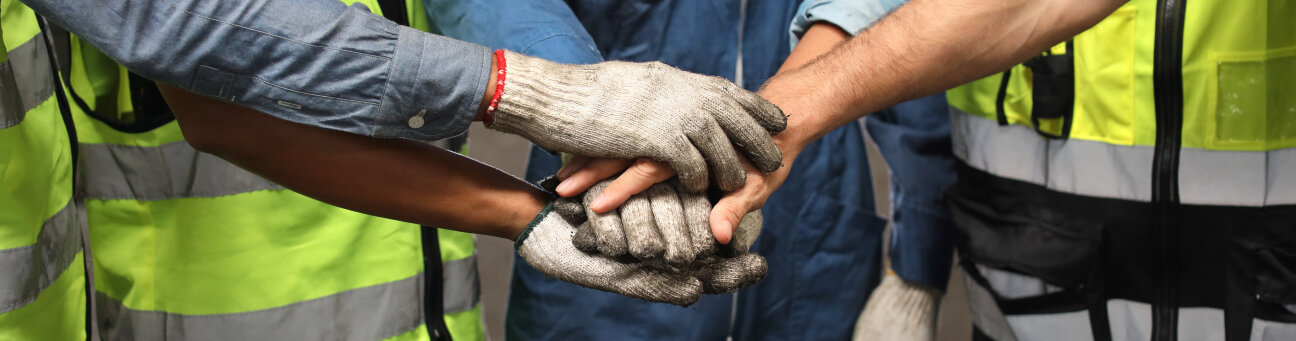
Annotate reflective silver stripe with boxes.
[961,270,1018,341]
[965,271,1296,341]
[1106,300,1296,341]
[975,265,1063,300]
[97,272,425,340]
[950,108,1296,206]
[78,141,283,200]
[442,254,480,314]
[950,108,1154,202]
[1,35,56,129]
[0,201,81,314]
[1179,148,1296,207]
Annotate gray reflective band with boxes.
[442,254,481,314]
[950,108,1296,206]
[1,35,56,129]
[1179,148,1296,207]
[0,201,82,314]
[97,272,426,341]
[965,268,1296,341]
[79,141,283,200]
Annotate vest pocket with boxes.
[947,178,1103,292]
[1209,48,1296,151]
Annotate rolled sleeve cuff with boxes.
[789,0,908,47]
[377,26,493,140]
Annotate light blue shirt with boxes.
[789,0,908,46]
[25,0,491,141]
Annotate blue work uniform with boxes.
[791,0,958,290]
[425,0,956,339]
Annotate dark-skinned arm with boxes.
[159,84,541,241]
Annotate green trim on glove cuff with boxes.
[514,202,555,250]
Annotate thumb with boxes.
[709,195,750,245]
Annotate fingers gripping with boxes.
[585,181,628,257]
[620,192,666,260]
[695,253,769,294]
[572,222,599,253]
[684,115,747,192]
[645,183,693,265]
[729,210,763,255]
[662,137,710,193]
[680,185,717,256]
[724,81,788,134]
[709,95,785,174]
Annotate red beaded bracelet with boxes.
[484,50,507,127]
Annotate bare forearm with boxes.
[160,85,544,240]
[767,0,1126,144]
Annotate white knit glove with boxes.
[853,275,943,341]
[515,202,766,306]
[572,180,716,264]
[489,51,787,193]
[557,179,766,295]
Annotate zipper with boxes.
[1151,0,1186,340]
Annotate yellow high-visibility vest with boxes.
[0,0,88,339]
[66,0,483,339]
[946,1,1296,340]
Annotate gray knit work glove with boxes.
[489,51,787,193]
[515,203,703,306]
[550,180,766,295]
[571,180,716,264]
[569,203,767,295]
[535,177,768,298]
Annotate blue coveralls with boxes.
[423,0,956,339]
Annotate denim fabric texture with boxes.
[427,0,955,339]
[26,0,491,140]
[428,1,884,339]
[867,94,958,288]
[789,0,908,45]
[789,0,956,289]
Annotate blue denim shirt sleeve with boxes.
[788,0,908,46]
[25,0,490,140]
[421,0,603,65]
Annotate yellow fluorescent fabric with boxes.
[0,97,71,250]
[0,253,87,341]
[438,228,475,262]
[444,304,486,341]
[386,324,431,341]
[949,0,1295,151]
[88,189,422,315]
[0,0,39,53]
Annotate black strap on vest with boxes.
[993,68,1011,126]
[1022,40,1075,139]
[420,226,454,341]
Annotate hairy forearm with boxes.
[767,0,1125,144]
[160,85,544,240]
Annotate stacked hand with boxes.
[490,51,799,306]
[513,177,768,306]
[489,51,788,193]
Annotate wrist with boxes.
[475,50,503,122]
[504,193,548,242]
[761,74,839,155]
[511,201,553,248]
